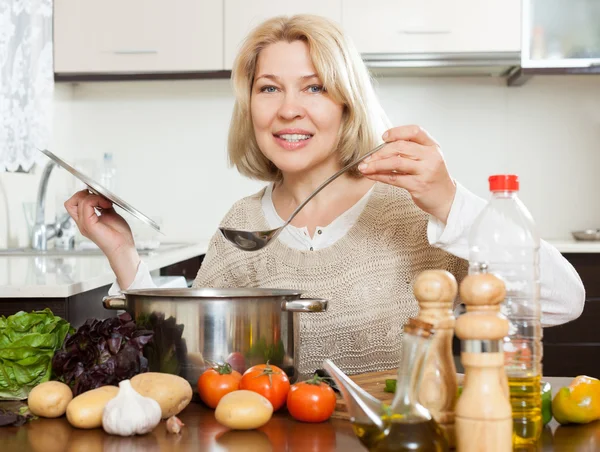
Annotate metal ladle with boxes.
[219,142,386,251]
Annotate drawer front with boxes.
[562,253,600,298]
[0,299,66,319]
[542,344,600,377]
[543,298,600,344]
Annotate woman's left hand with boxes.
[358,125,456,223]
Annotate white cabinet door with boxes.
[342,0,520,54]
[224,0,342,69]
[449,0,521,52]
[54,0,224,74]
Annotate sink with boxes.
[0,242,190,257]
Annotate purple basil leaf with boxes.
[52,312,154,396]
[115,323,136,338]
[107,336,123,355]
[98,352,112,365]
[118,312,132,323]
[64,332,80,349]
[113,345,138,379]
[0,410,27,427]
[130,333,153,348]
[63,355,81,372]
[52,351,68,374]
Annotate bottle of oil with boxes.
[468,175,542,446]
[352,318,449,452]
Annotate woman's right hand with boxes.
[65,189,140,287]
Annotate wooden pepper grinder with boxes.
[414,270,459,448]
[455,272,512,452]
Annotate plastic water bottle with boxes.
[468,174,542,446]
[100,152,117,192]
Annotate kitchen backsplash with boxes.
[1,75,599,248]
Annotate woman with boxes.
[65,15,584,376]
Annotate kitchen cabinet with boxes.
[542,253,600,378]
[53,0,224,76]
[223,0,342,69]
[522,0,600,67]
[508,0,600,85]
[342,0,521,54]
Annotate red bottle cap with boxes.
[489,175,519,192]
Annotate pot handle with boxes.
[282,298,328,313]
[102,294,127,310]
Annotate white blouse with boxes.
[260,183,375,251]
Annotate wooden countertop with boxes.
[1,376,598,451]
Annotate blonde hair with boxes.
[228,14,390,181]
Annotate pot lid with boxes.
[40,149,162,234]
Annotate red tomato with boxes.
[287,374,336,423]
[240,362,290,411]
[197,362,242,409]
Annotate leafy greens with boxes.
[0,309,72,400]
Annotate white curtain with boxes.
[0,0,53,172]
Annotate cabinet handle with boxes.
[112,50,158,55]
[397,30,451,35]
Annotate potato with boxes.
[28,381,73,418]
[66,385,119,429]
[215,390,273,430]
[131,372,192,419]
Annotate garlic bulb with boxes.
[102,379,162,436]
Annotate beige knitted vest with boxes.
[193,182,467,376]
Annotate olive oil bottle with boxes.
[509,375,543,446]
[352,420,387,449]
[350,319,449,452]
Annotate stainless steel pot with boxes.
[102,288,328,388]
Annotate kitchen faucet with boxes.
[31,160,76,251]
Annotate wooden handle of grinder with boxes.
[455,272,512,452]
[414,270,458,447]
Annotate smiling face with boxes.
[250,40,345,179]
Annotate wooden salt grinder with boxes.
[455,272,512,452]
[414,270,459,448]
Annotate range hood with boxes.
[507,61,600,86]
[362,50,599,86]
[362,0,600,86]
[363,52,521,78]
